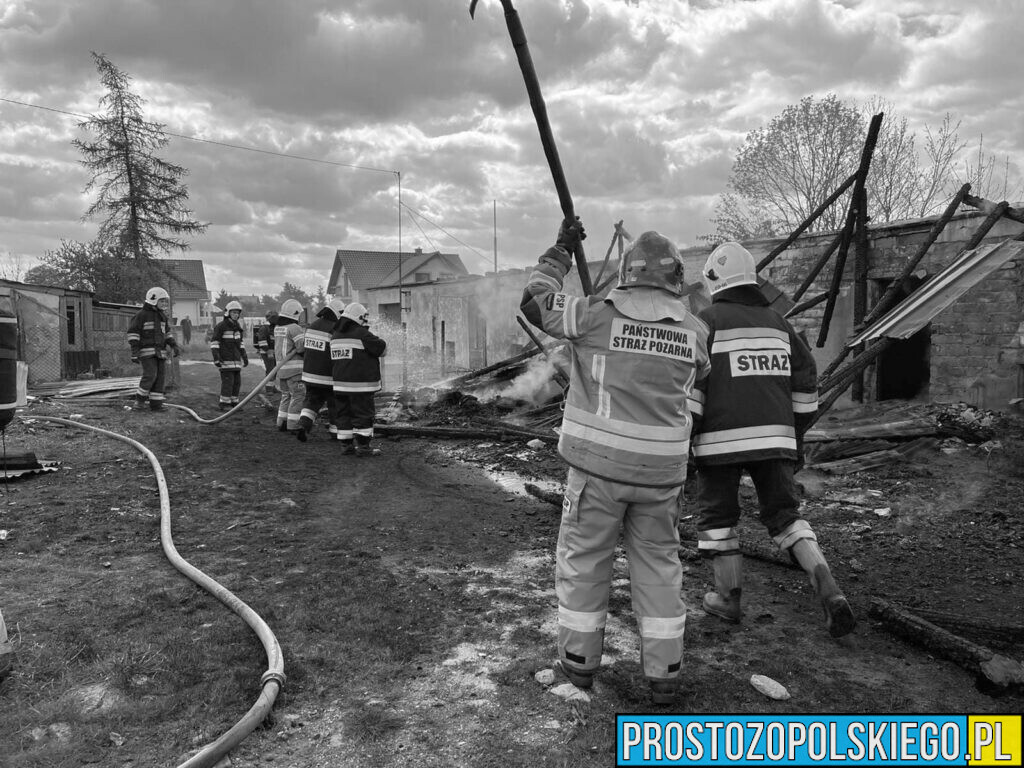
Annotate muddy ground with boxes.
[1,354,1023,767]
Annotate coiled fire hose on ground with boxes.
[30,354,297,766]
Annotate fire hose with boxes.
[27,354,298,766]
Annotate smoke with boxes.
[473,353,563,405]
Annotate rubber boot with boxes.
[133,395,148,412]
[649,678,679,705]
[556,660,594,690]
[789,539,857,638]
[338,438,356,455]
[149,401,164,411]
[278,422,289,432]
[354,435,381,457]
[702,553,743,623]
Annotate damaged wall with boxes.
[680,209,1024,409]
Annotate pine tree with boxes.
[74,52,208,260]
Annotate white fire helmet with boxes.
[323,297,346,319]
[279,299,304,322]
[341,302,369,326]
[144,287,170,306]
[225,300,243,314]
[703,242,758,295]
[617,231,685,296]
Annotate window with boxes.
[414,272,430,283]
[66,304,76,345]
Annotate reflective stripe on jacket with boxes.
[274,321,305,379]
[331,321,386,394]
[210,318,247,369]
[127,306,175,359]
[520,248,710,487]
[302,317,337,388]
[691,288,818,465]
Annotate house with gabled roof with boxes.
[153,258,213,327]
[327,247,469,321]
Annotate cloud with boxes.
[0,0,1021,297]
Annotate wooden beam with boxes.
[816,113,884,348]
[756,172,858,272]
[869,598,1024,692]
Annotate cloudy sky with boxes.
[1,0,1021,298]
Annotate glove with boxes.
[556,216,586,253]
[214,360,222,368]
[242,356,249,368]
[130,356,139,364]
[539,246,573,273]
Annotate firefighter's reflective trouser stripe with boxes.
[137,358,166,402]
[335,393,375,438]
[219,369,241,405]
[696,460,802,538]
[299,384,337,432]
[277,376,305,430]
[556,468,686,681]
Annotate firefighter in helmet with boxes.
[255,310,279,394]
[296,298,345,442]
[126,287,178,411]
[520,221,711,704]
[330,302,387,455]
[690,242,856,639]
[274,299,306,432]
[210,300,248,411]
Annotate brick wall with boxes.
[680,210,1024,409]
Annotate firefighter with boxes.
[296,298,345,442]
[521,222,711,704]
[330,303,386,456]
[126,287,179,411]
[255,310,278,394]
[690,242,856,640]
[274,299,306,432]
[210,300,248,411]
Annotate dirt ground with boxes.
[1,352,1023,767]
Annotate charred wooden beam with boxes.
[869,598,1024,693]
[816,113,884,348]
[756,172,858,273]
[791,233,842,303]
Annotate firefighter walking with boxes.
[521,221,710,704]
[209,300,249,411]
[126,287,179,411]
[690,242,856,640]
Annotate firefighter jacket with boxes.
[127,305,177,360]
[520,246,711,488]
[255,323,275,356]
[302,314,339,388]
[689,285,818,466]
[330,319,386,393]
[209,317,248,369]
[274,319,305,380]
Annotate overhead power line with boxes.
[2,95,504,271]
[0,96,396,174]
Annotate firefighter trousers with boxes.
[276,376,305,430]
[695,459,801,537]
[556,467,686,682]
[137,357,166,402]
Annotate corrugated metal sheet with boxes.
[847,239,1024,347]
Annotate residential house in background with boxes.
[327,248,469,322]
[155,259,212,328]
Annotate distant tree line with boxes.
[213,282,329,317]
